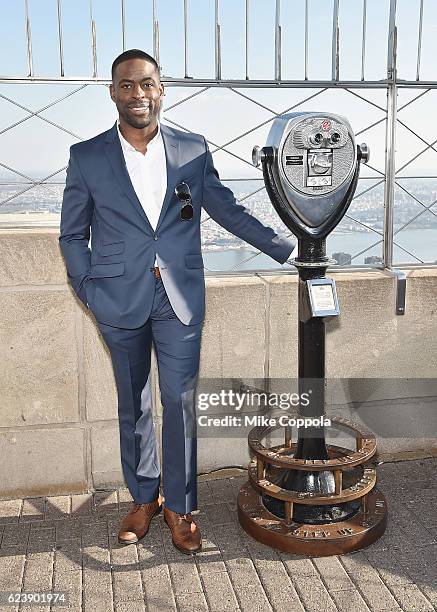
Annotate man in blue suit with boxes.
[59,49,295,554]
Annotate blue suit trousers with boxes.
[96,272,202,514]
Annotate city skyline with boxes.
[1,175,436,265]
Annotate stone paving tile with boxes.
[45,495,71,519]
[82,578,113,608]
[224,555,272,611]
[330,589,371,612]
[111,542,144,606]
[388,584,436,611]
[250,554,305,612]
[293,578,338,612]
[116,602,146,612]
[1,522,30,548]
[200,570,240,610]
[31,518,56,530]
[418,584,437,609]
[0,499,22,524]
[52,568,82,608]
[232,588,272,612]
[81,520,109,548]
[111,542,139,568]
[118,488,134,512]
[205,501,236,525]
[227,499,238,515]
[197,481,213,504]
[21,551,54,592]
[0,548,26,591]
[175,591,208,610]
[20,498,46,523]
[195,547,226,575]
[83,597,114,611]
[53,539,82,572]
[93,491,119,517]
[281,557,338,612]
[364,547,414,587]
[397,543,436,584]
[146,602,176,612]
[138,547,177,610]
[210,523,250,555]
[193,505,213,521]
[27,526,56,551]
[339,552,403,611]
[224,555,263,589]
[312,556,355,591]
[208,479,240,504]
[391,511,437,547]
[167,557,203,595]
[71,493,94,517]
[55,518,83,541]
[141,566,176,609]
[112,568,144,605]
[255,584,304,612]
[82,544,112,606]
[246,539,282,562]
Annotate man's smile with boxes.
[128,103,150,115]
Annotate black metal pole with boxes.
[279,236,338,514]
[295,236,329,460]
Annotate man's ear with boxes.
[109,83,115,102]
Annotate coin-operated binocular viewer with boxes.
[238,113,387,556]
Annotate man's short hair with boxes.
[111,49,160,81]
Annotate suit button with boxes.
[154,235,159,240]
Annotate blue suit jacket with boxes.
[59,122,295,327]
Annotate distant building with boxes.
[332,252,352,265]
[364,256,383,265]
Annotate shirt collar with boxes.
[117,120,161,153]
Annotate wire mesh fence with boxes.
[1,0,437,270]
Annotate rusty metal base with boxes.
[238,481,387,556]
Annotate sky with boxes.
[1,0,437,180]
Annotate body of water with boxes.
[203,229,437,271]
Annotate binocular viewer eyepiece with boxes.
[253,112,369,240]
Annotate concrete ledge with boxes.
[90,426,123,488]
[0,427,86,498]
[0,289,79,427]
[0,229,436,498]
[83,313,118,422]
[0,228,66,286]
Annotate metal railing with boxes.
[1,0,437,270]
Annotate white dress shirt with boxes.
[117,121,167,261]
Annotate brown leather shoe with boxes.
[118,499,162,544]
[163,507,202,554]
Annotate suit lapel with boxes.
[104,122,154,234]
[104,122,180,233]
[156,124,180,231]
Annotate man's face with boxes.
[109,58,164,129]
